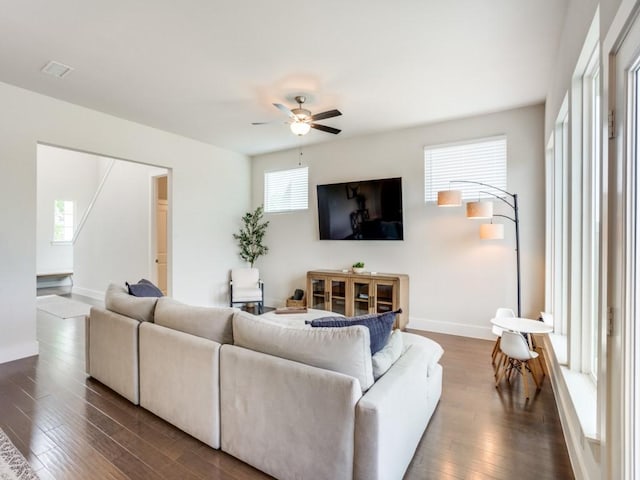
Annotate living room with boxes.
[0,1,638,479]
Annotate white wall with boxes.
[36,145,100,275]
[0,80,250,364]
[72,158,167,298]
[252,104,545,339]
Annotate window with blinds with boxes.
[424,136,507,203]
[264,166,309,213]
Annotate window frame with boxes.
[423,135,507,204]
[52,199,74,244]
[582,48,601,382]
[264,166,309,214]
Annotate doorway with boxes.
[154,175,169,295]
[36,144,170,299]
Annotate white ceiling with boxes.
[0,0,568,156]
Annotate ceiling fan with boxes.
[252,96,342,136]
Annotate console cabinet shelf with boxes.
[306,270,409,329]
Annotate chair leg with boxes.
[491,337,501,365]
[493,351,503,378]
[527,360,541,390]
[521,361,529,399]
[495,357,508,387]
[495,351,508,379]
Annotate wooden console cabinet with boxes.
[306,270,409,329]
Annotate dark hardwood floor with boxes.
[0,293,574,479]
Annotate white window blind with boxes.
[424,136,507,202]
[264,167,309,213]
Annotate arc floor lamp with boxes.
[437,180,521,317]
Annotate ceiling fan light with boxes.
[290,121,311,136]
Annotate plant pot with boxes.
[352,267,365,274]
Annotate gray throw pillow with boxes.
[126,278,163,297]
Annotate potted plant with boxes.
[233,205,269,267]
[352,261,365,274]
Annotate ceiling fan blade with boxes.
[251,120,288,125]
[273,103,297,120]
[310,123,341,135]
[310,109,342,121]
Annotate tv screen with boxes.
[317,177,404,240]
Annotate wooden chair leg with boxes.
[521,361,529,399]
[493,346,505,376]
[536,355,546,383]
[495,356,508,387]
[507,359,516,383]
[491,337,501,365]
[528,360,541,390]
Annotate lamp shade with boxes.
[480,223,504,239]
[437,189,462,207]
[290,121,311,136]
[466,200,493,219]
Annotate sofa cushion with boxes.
[127,278,164,297]
[154,297,235,344]
[401,332,444,377]
[233,311,374,391]
[371,329,404,380]
[104,283,158,323]
[307,310,398,355]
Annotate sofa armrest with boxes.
[220,345,361,480]
[355,344,441,480]
[87,307,140,404]
[139,322,221,448]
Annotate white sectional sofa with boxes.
[85,284,444,480]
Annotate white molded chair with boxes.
[229,268,264,314]
[491,307,516,371]
[495,330,540,399]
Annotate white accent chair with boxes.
[229,268,264,314]
[495,330,541,399]
[491,307,515,372]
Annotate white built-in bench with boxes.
[37,271,74,289]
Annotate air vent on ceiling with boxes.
[41,60,74,78]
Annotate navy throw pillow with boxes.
[307,309,400,355]
[126,279,164,298]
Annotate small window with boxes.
[424,136,507,203]
[53,200,74,242]
[264,167,309,213]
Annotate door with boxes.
[373,280,396,314]
[309,275,328,310]
[351,278,372,316]
[329,278,347,315]
[307,274,348,314]
[155,175,168,294]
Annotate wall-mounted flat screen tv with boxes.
[317,177,404,240]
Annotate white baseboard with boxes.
[72,286,105,301]
[407,317,494,340]
[0,341,39,365]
